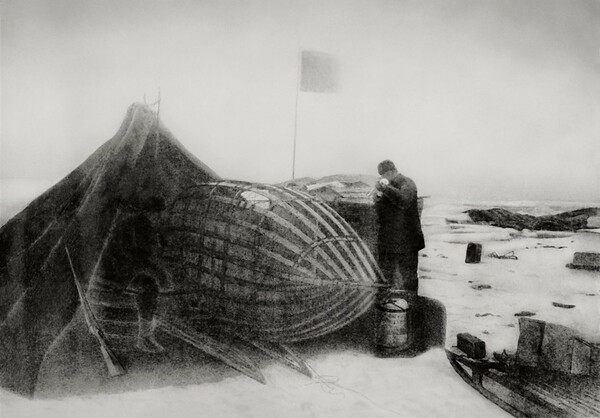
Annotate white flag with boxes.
[299,50,340,93]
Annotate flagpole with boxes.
[292,50,302,180]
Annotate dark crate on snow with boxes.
[540,322,577,373]
[465,243,482,264]
[515,318,545,367]
[569,252,600,271]
[329,201,378,258]
[457,333,486,359]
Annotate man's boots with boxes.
[136,317,164,353]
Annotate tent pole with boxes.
[292,50,302,180]
[154,89,161,157]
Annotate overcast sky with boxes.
[2,0,599,202]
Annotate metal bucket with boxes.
[375,292,412,356]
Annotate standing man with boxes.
[373,160,425,294]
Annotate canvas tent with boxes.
[0,104,220,395]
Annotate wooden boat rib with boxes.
[90,282,354,343]
[211,291,356,339]
[165,223,318,280]
[165,194,340,281]
[233,182,373,266]
[271,188,364,278]
[263,184,378,285]
[276,289,375,341]
[167,181,377,284]
[314,200,381,279]
[162,221,365,291]
[281,185,381,281]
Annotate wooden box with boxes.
[457,333,486,359]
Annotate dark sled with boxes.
[446,320,600,418]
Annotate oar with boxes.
[65,246,126,377]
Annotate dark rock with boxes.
[567,252,600,271]
[466,207,600,231]
[514,311,536,317]
[552,302,576,309]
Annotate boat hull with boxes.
[87,181,383,349]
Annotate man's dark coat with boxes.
[375,173,425,254]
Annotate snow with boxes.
[1,350,504,418]
[306,181,347,191]
[2,196,599,417]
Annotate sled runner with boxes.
[447,320,600,418]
